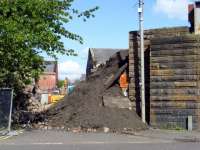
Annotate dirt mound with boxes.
[103,84,123,97]
[46,50,147,132]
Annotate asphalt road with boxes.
[0,130,200,150]
[1,143,200,150]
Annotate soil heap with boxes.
[46,50,147,132]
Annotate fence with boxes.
[0,88,13,134]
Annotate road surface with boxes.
[0,130,200,150]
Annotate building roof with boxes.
[89,48,127,65]
[43,61,57,73]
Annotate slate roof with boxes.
[43,61,57,73]
[89,48,127,65]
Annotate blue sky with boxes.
[49,0,193,81]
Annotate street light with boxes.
[138,0,145,123]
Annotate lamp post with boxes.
[138,0,145,123]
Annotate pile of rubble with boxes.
[42,50,147,133]
[26,97,51,113]
[12,88,48,126]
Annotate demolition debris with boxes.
[43,50,147,132]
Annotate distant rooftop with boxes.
[43,61,57,73]
[89,48,127,65]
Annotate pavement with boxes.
[0,130,23,141]
[134,129,200,142]
[0,135,11,141]
[0,129,200,150]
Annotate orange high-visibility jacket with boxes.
[119,73,128,88]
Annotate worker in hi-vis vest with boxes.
[119,72,128,97]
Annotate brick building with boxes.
[37,61,58,92]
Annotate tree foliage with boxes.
[57,80,65,88]
[0,0,98,90]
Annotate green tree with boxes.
[57,80,65,88]
[0,0,98,90]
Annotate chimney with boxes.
[194,1,200,34]
[188,4,194,32]
[189,1,200,34]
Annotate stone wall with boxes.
[128,26,190,124]
[150,35,200,129]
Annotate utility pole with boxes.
[138,0,145,123]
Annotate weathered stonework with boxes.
[128,26,200,129]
